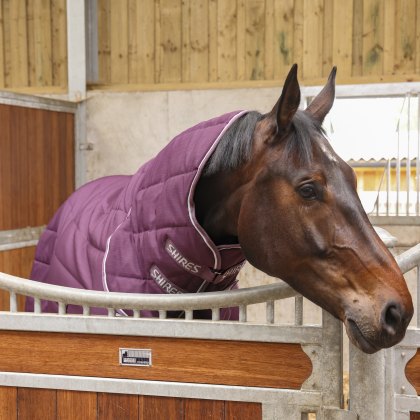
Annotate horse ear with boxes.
[306,67,337,123]
[271,64,301,137]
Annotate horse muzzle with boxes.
[344,298,413,354]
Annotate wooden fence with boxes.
[0,1,420,93]
[96,0,420,88]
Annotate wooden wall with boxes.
[0,387,262,420]
[0,104,75,310]
[0,0,67,92]
[96,0,420,88]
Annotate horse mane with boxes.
[202,109,325,176]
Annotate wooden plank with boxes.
[9,0,28,86]
[33,0,53,86]
[0,1,5,88]
[217,0,237,81]
[51,0,67,87]
[158,0,182,83]
[362,0,384,76]
[383,0,396,75]
[140,396,183,420]
[352,0,364,76]
[187,0,209,82]
[17,388,56,420]
[394,0,416,74]
[236,0,246,81]
[292,0,304,79]
[2,0,11,87]
[411,412,420,420]
[0,104,12,230]
[208,0,218,81]
[26,0,36,86]
[302,0,323,80]
[264,0,274,80]
[98,393,139,420]
[225,400,262,420]
[0,386,17,419]
[181,0,191,82]
[97,0,111,84]
[332,0,353,79]
[322,0,333,77]
[244,0,265,80]
[110,0,129,83]
[416,0,420,73]
[57,390,97,420]
[134,0,155,83]
[273,0,298,78]
[0,331,313,389]
[184,399,224,420]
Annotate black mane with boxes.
[203,110,324,176]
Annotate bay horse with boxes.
[29,64,413,354]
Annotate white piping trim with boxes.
[102,208,132,316]
[187,111,248,270]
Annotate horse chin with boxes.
[344,318,380,354]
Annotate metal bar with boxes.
[407,93,411,216]
[107,308,115,317]
[0,272,298,312]
[34,298,41,314]
[266,300,275,324]
[66,0,86,101]
[417,265,420,327]
[159,310,167,319]
[417,93,420,215]
[9,292,17,313]
[58,302,66,315]
[185,310,193,320]
[239,305,247,323]
[133,309,140,318]
[386,159,391,216]
[212,308,220,321]
[82,305,90,316]
[397,116,401,216]
[295,296,303,326]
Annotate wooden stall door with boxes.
[0,101,75,311]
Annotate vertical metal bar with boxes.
[397,120,401,216]
[417,94,420,215]
[386,159,391,216]
[295,296,303,326]
[34,298,41,314]
[239,305,247,323]
[266,300,275,324]
[407,93,411,215]
[159,310,167,319]
[107,308,115,317]
[185,310,193,320]
[83,305,90,316]
[133,309,140,318]
[58,302,66,315]
[9,291,17,313]
[212,308,220,321]
[417,265,420,327]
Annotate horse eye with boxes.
[299,184,317,200]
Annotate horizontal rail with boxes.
[0,239,417,314]
[0,271,298,311]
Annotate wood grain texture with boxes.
[184,398,224,420]
[0,331,312,389]
[0,104,74,230]
[17,388,56,420]
[140,396,183,420]
[411,412,420,420]
[0,386,17,419]
[57,390,97,420]
[406,349,420,395]
[98,393,139,420]
[225,400,262,420]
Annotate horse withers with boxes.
[29,64,413,354]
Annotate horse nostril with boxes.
[382,304,402,335]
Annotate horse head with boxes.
[200,65,413,353]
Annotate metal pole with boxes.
[407,93,411,215]
[386,159,391,216]
[417,94,420,215]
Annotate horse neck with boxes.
[194,169,247,246]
